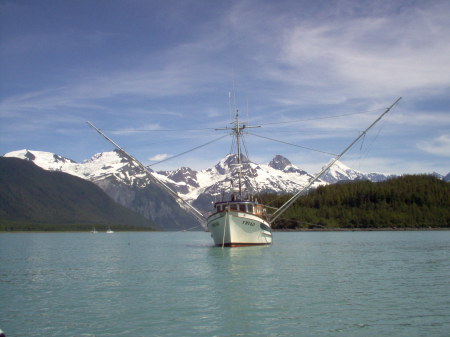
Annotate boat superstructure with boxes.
[206,109,273,247]
[208,200,273,247]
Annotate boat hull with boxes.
[207,211,272,247]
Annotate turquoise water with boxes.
[1,231,449,337]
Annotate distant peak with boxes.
[177,166,196,173]
[268,155,291,170]
[219,153,249,166]
[52,153,76,164]
[88,150,128,163]
[214,154,250,174]
[24,150,36,161]
[224,153,249,163]
[3,149,33,160]
[3,149,75,163]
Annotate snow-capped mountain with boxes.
[319,160,397,184]
[444,173,450,182]
[4,149,198,230]
[5,150,78,172]
[3,149,414,220]
[5,149,152,186]
[156,154,403,212]
[156,154,323,212]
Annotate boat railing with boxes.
[211,201,270,220]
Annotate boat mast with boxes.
[235,109,243,199]
[216,106,260,201]
[269,97,402,224]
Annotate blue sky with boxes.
[1,0,449,175]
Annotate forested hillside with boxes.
[0,157,156,231]
[266,175,450,229]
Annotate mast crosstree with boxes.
[215,109,260,199]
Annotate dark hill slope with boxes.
[269,175,450,229]
[0,157,156,231]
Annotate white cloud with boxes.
[2,0,449,174]
[342,155,449,176]
[149,153,170,161]
[269,2,450,101]
[0,63,212,116]
[418,134,450,157]
[112,124,162,135]
[4,2,448,117]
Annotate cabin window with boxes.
[247,204,253,213]
[239,204,246,212]
[230,203,238,210]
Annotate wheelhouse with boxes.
[213,201,267,219]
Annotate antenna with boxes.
[246,97,249,123]
[228,91,232,122]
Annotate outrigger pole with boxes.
[86,121,207,226]
[269,97,402,224]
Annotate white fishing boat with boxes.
[207,97,401,247]
[88,97,401,247]
[207,110,273,247]
[106,227,114,234]
[207,200,273,247]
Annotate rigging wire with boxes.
[240,133,263,198]
[356,117,388,169]
[254,108,383,127]
[104,108,384,134]
[262,125,383,209]
[240,133,250,160]
[229,131,237,156]
[148,134,228,167]
[246,131,338,156]
[104,127,217,132]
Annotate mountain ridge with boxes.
[4,149,448,219]
[3,149,201,230]
[0,157,157,230]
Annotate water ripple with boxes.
[0,231,449,336]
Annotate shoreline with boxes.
[1,227,449,233]
[273,227,450,232]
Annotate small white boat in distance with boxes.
[106,227,114,234]
[91,227,98,234]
